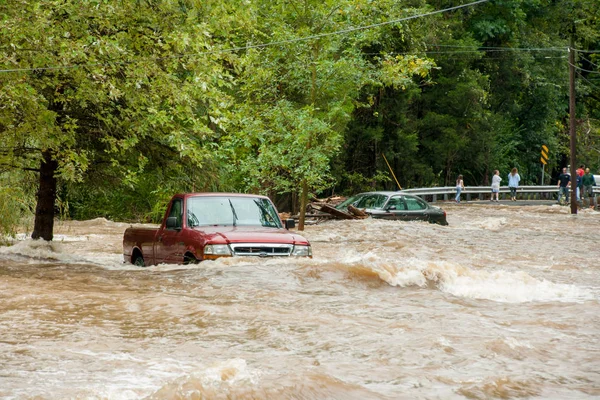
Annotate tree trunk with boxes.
[32,150,58,241]
[292,191,298,216]
[298,179,308,231]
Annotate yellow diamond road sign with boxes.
[541,145,549,165]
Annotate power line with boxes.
[427,45,600,53]
[576,71,600,92]
[424,49,563,54]
[580,55,600,69]
[0,43,573,54]
[569,62,600,75]
[1,0,492,74]
[0,63,110,73]
[2,48,568,74]
[361,49,566,56]
[426,44,565,52]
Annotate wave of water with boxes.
[1,207,599,399]
[310,251,596,304]
[146,359,384,400]
[0,239,124,268]
[2,233,595,304]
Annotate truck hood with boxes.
[193,226,310,246]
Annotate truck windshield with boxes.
[186,196,282,228]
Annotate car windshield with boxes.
[186,196,282,228]
[336,193,389,210]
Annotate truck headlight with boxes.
[204,244,232,257]
[291,245,312,257]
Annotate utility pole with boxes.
[569,35,577,214]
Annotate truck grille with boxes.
[229,243,293,257]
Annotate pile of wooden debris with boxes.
[292,196,369,224]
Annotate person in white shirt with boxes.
[491,170,502,202]
[507,168,521,201]
[455,175,465,203]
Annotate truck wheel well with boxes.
[184,252,199,265]
[132,248,143,264]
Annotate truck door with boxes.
[154,198,186,264]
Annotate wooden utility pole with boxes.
[569,36,577,214]
[381,153,402,190]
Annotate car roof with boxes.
[174,193,271,200]
[352,191,410,196]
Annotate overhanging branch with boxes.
[0,163,40,173]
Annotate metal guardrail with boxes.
[400,185,600,202]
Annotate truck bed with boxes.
[123,226,158,264]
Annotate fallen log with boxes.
[317,204,357,220]
[315,195,344,203]
[347,205,368,218]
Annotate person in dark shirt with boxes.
[576,164,584,201]
[557,167,571,204]
[581,168,596,208]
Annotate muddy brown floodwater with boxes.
[0,203,599,399]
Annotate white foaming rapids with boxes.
[476,217,507,231]
[0,238,123,267]
[461,217,507,231]
[147,359,260,398]
[330,252,595,303]
[0,239,72,261]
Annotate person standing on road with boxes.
[582,168,596,208]
[576,164,585,202]
[557,167,571,204]
[491,170,502,202]
[507,168,520,201]
[576,173,583,202]
[455,174,465,203]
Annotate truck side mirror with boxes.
[284,219,296,230]
[166,216,180,230]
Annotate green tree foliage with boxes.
[223,0,434,228]
[340,0,600,189]
[1,0,599,239]
[0,0,234,237]
[0,170,37,240]
[571,1,600,173]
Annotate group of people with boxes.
[455,168,521,203]
[557,165,597,208]
[454,165,597,206]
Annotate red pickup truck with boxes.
[123,193,311,266]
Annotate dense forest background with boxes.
[1,0,599,237]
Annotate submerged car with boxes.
[336,191,448,225]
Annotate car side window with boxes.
[355,194,387,209]
[405,197,426,211]
[168,199,183,229]
[386,196,406,210]
[355,195,372,208]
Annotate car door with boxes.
[154,198,186,264]
[375,195,406,220]
[400,196,429,222]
